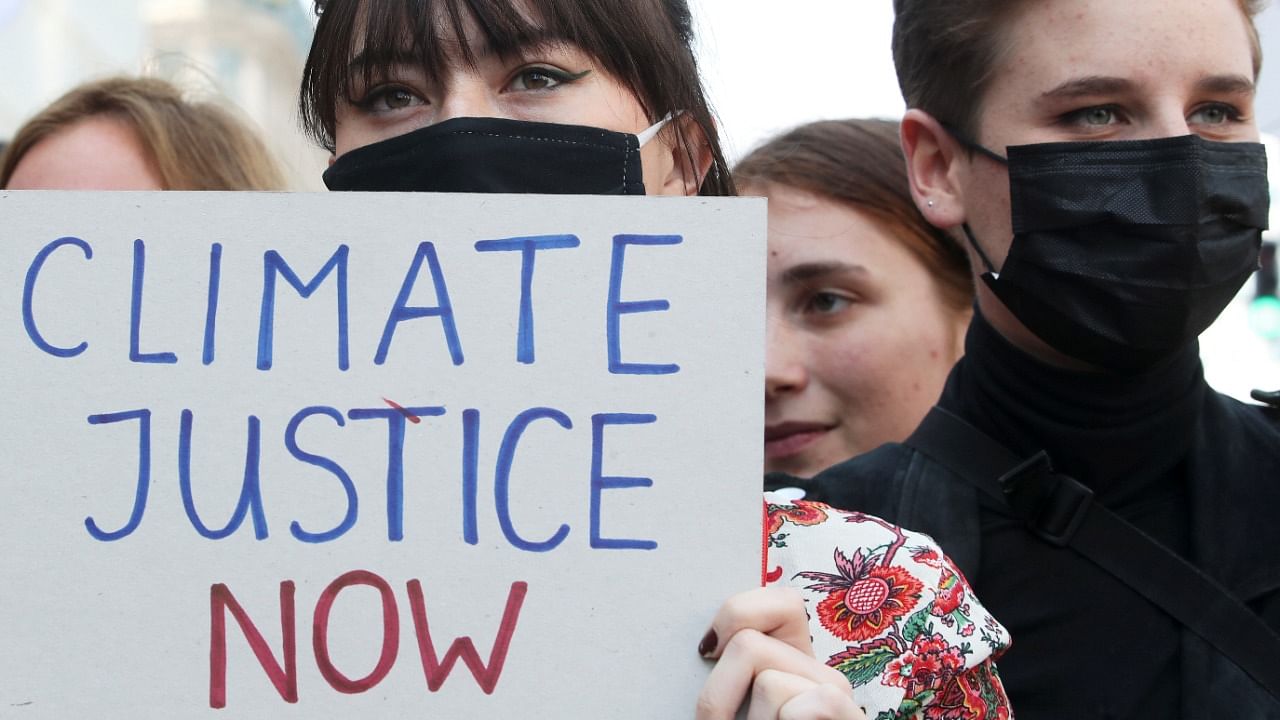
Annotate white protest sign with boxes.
[0,191,765,718]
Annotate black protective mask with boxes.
[958,134,1269,371]
[323,116,669,194]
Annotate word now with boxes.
[211,570,527,708]
[86,406,658,552]
[22,234,683,373]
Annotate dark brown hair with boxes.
[299,0,733,195]
[0,76,285,190]
[735,118,974,315]
[891,0,1267,140]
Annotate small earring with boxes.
[926,199,935,208]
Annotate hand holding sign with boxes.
[697,588,866,720]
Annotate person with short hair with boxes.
[1,76,285,191]
[768,0,1280,716]
[736,119,973,478]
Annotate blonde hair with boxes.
[0,76,286,190]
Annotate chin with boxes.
[763,455,823,480]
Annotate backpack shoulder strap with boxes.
[906,406,1280,703]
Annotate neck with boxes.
[942,308,1206,496]
[976,286,1099,372]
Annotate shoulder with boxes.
[1210,389,1280,434]
[1202,390,1280,465]
[764,496,1012,719]
[767,445,986,576]
[766,444,919,519]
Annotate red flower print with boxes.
[882,632,969,696]
[910,546,942,568]
[923,659,1010,720]
[766,501,829,536]
[884,652,928,690]
[932,570,966,616]
[798,548,924,643]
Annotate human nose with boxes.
[765,314,809,400]
[1145,103,1195,140]
[435,79,500,123]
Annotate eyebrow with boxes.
[1040,73,1256,102]
[1196,74,1255,96]
[778,261,869,286]
[1040,76,1134,101]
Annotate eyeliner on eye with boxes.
[541,68,592,82]
[520,67,592,86]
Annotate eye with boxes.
[1063,105,1120,127]
[506,66,590,92]
[357,85,425,114]
[804,291,854,316]
[1188,103,1241,126]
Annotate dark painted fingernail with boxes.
[698,629,717,657]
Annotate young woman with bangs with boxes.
[299,0,730,197]
[297,3,1013,718]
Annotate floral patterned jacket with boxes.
[764,493,1013,719]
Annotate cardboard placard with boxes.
[0,191,765,717]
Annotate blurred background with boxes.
[0,0,1276,397]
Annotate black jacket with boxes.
[767,317,1280,719]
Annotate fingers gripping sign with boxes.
[753,671,866,720]
[696,588,865,720]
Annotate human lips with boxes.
[764,421,835,460]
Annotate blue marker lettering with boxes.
[462,408,480,545]
[285,406,357,543]
[375,242,464,366]
[606,234,682,375]
[23,236,92,358]
[258,246,350,371]
[130,239,178,364]
[590,413,658,550]
[474,235,580,364]
[495,407,572,552]
[84,409,152,541]
[348,405,446,541]
[179,409,269,540]
[203,243,222,365]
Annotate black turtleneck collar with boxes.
[939,308,1206,502]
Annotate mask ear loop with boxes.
[940,122,1010,164]
[636,112,677,147]
[962,224,1000,277]
[941,122,1009,277]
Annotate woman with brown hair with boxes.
[1,76,285,190]
[736,119,973,478]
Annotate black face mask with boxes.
[323,116,668,195]
[958,133,1269,371]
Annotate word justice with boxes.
[86,405,659,552]
[21,233,683,374]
